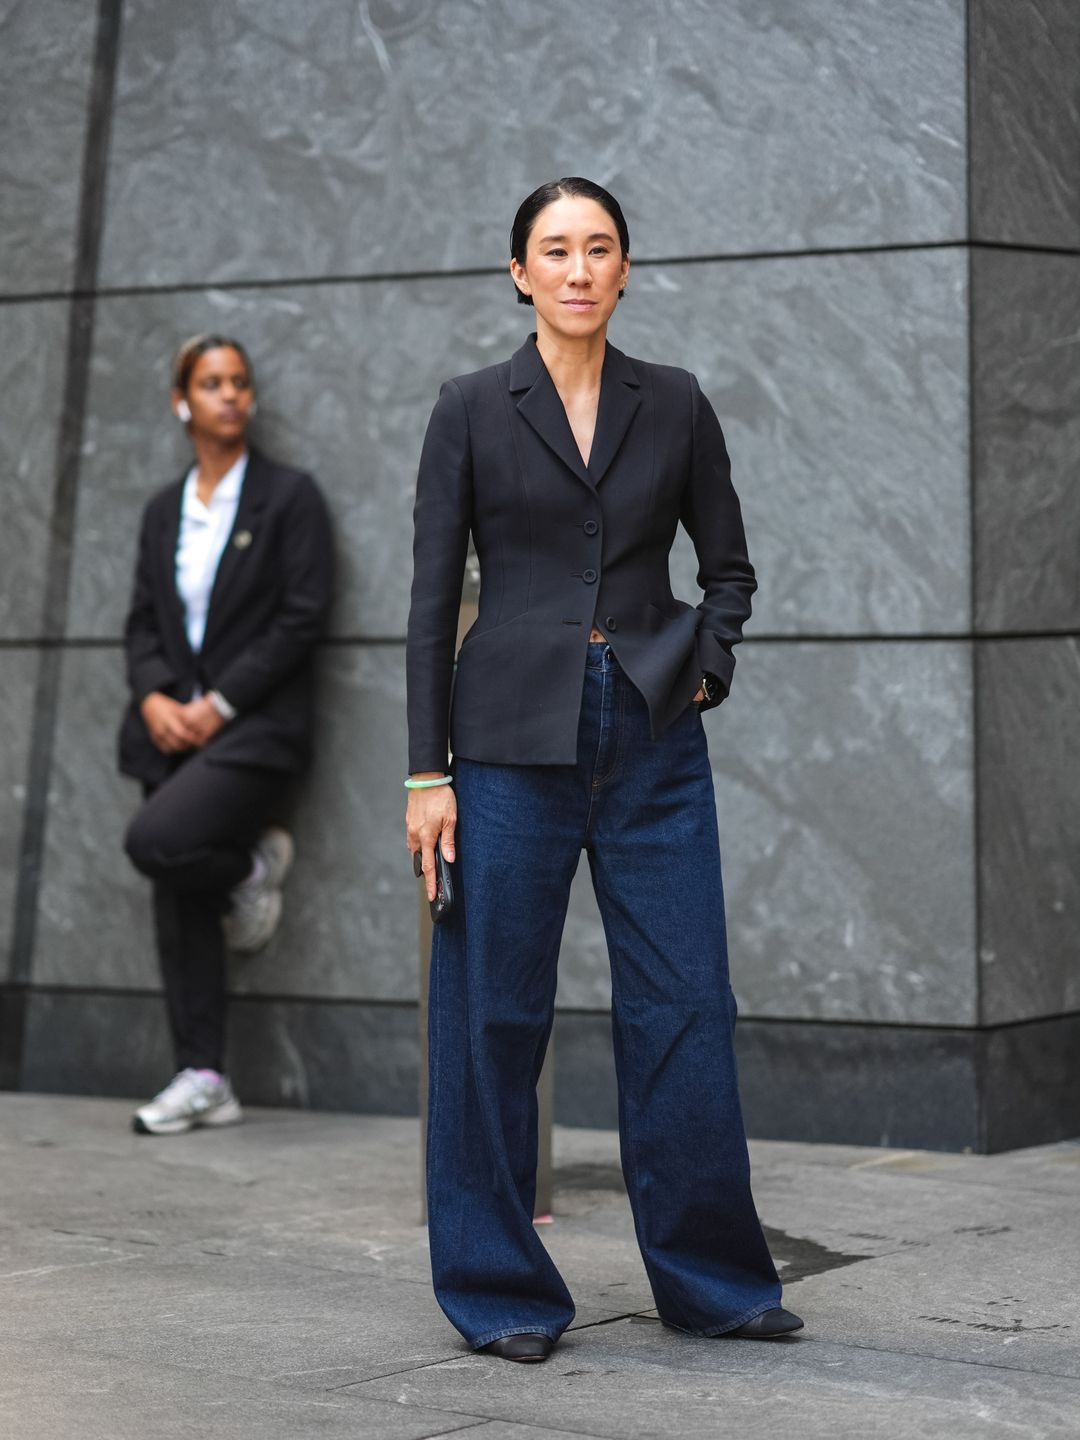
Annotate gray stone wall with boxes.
[2,0,1077,1150]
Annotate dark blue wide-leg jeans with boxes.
[427,644,782,1348]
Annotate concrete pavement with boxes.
[1,1094,1078,1438]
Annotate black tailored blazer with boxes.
[406,334,756,772]
[118,447,334,787]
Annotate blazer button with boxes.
[583,520,599,535]
[605,616,617,631]
[582,568,598,584]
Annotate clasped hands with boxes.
[140,691,226,754]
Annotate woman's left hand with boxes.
[179,696,226,747]
[693,686,705,702]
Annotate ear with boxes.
[509,257,531,300]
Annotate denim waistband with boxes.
[585,641,616,670]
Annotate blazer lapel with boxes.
[587,343,641,485]
[201,449,269,650]
[510,335,594,489]
[159,476,192,651]
[510,335,641,488]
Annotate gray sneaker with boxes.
[132,1069,243,1136]
[224,827,294,953]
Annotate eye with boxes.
[545,247,567,258]
[589,246,610,256]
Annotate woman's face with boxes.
[174,346,254,442]
[511,195,629,341]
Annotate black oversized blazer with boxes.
[406,334,756,773]
[118,448,334,787]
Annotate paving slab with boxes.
[0,1338,481,1440]
[790,1237,1079,1378]
[352,1318,1080,1440]
[3,1094,1079,1440]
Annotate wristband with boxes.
[404,775,454,790]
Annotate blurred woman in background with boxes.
[119,333,333,1136]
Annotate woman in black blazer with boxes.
[406,179,801,1362]
[119,334,333,1136]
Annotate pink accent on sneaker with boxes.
[195,1068,223,1083]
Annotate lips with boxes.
[562,300,596,309]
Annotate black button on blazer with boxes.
[406,334,756,773]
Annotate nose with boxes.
[568,250,592,286]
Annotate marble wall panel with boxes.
[736,1020,981,1150]
[71,248,968,646]
[557,639,978,1024]
[228,997,419,1113]
[553,1012,618,1129]
[232,645,417,1002]
[969,0,1080,250]
[972,250,1080,633]
[618,249,970,636]
[98,0,966,289]
[32,642,415,1004]
[983,1014,1080,1152]
[712,639,977,1025]
[20,991,173,1100]
[33,646,157,990]
[0,2,96,295]
[0,651,39,976]
[0,302,71,638]
[977,639,1080,1026]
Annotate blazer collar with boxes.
[510,333,641,488]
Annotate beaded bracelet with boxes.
[404,775,454,790]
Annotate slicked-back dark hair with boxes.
[171,333,255,393]
[510,177,630,306]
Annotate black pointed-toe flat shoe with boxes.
[480,1333,555,1364]
[729,1307,804,1339]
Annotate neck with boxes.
[534,321,607,395]
[191,435,247,489]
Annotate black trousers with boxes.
[125,750,287,1072]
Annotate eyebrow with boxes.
[536,232,617,245]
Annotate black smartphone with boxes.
[430,837,454,924]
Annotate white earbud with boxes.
[176,399,192,423]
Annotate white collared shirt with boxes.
[175,452,248,653]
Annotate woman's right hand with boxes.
[406,776,457,902]
[140,691,199,754]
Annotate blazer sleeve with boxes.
[680,373,757,707]
[124,501,178,704]
[210,474,334,712]
[405,380,473,774]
